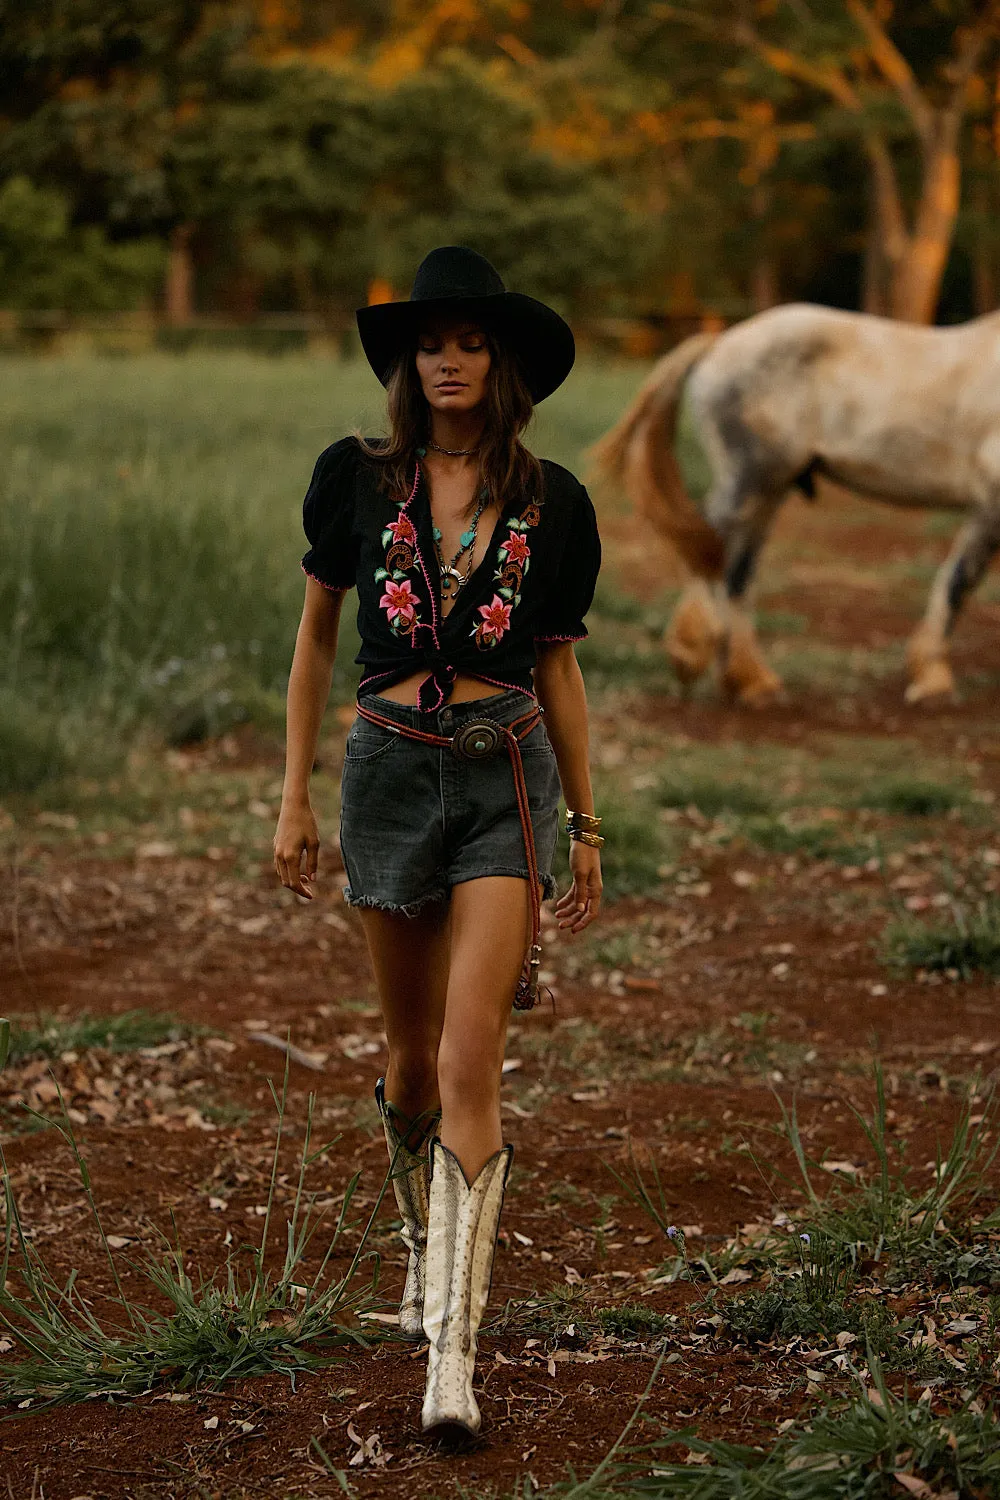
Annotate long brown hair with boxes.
[357,329,543,513]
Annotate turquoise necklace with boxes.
[433,487,490,598]
[417,445,490,599]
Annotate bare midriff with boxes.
[376,670,507,706]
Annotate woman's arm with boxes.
[533,641,602,933]
[274,578,346,898]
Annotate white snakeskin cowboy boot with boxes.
[421,1139,513,1437]
[375,1078,437,1340]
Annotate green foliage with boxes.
[613,1367,1000,1499]
[740,817,873,866]
[775,1069,999,1272]
[882,896,1000,978]
[0,177,164,312]
[5,1010,202,1064]
[587,783,668,902]
[656,775,775,818]
[595,1302,671,1340]
[718,1282,941,1377]
[0,689,70,795]
[855,776,967,817]
[0,1081,382,1406]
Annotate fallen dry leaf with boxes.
[249,1033,327,1070]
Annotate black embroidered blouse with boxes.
[301,437,601,712]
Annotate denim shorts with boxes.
[339,690,561,915]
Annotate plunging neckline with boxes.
[414,465,515,630]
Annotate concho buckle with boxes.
[452,720,504,761]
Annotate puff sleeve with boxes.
[534,481,602,642]
[301,437,359,591]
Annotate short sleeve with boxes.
[534,481,602,642]
[301,437,359,591]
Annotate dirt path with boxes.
[2,504,999,1497]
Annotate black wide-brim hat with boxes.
[356,246,575,404]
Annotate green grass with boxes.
[0,353,642,792]
[588,781,673,901]
[4,1010,203,1063]
[882,895,1000,978]
[610,1368,1000,1499]
[656,774,776,817]
[773,1070,999,1275]
[595,1302,673,1340]
[0,1077,383,1407]
[854,776,967,817]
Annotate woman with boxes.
[274,247,603,1438]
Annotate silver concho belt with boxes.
[451,721,504,761]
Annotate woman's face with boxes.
[415,321,492,416]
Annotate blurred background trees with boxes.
[2,0,999,328]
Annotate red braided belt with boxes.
[354,700,545,1010]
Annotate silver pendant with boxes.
[441,565,466,594]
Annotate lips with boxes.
[436,382,467,393]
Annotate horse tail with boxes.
[588,332,724,578]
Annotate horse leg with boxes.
[718,499,785,707]
[905,509,1000,704]
[665,579,725,688]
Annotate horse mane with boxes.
[588,332,725,578]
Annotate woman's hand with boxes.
[274,801,320,899]
[555,840,602,933]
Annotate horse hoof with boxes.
[904,662,956,705]
[725,669,784,707]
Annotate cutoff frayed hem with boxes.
[342,888,448,917]
[342,873,557,914]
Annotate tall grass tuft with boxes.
[775,1066,999,1272]
[604,1358,1000,1498]
[0,1070,384,1406]
[882,894,1000,978]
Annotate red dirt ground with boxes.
[1,495,998,1498]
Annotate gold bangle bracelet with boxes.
[565,809,602,831]
[568,829,604,848]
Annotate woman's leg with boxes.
[420,875,527,1435]
[436,875,530,1179]
[358,902,450,1135]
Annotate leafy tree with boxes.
[0,176,163,310]
[628,1,1000,323]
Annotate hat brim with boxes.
[355,291,575,404]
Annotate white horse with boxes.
[592,304,1000,705]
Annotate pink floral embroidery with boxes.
[473,594,513,647]
[499,530,531,566]
[481,507,537,651]
[386,514,417,547]
[380,577,418,627]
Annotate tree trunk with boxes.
[888,132,961,324]
[165,223,195,325]
[751,254,778,312]
[865,135,908,316]
[861,193,888,316]
[973,242,997,316]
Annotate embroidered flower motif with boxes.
[472,502,541,651]
[385,514,417,547]
[473,594,513,647]
[499,529,531,566]
[380,577,418,628]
